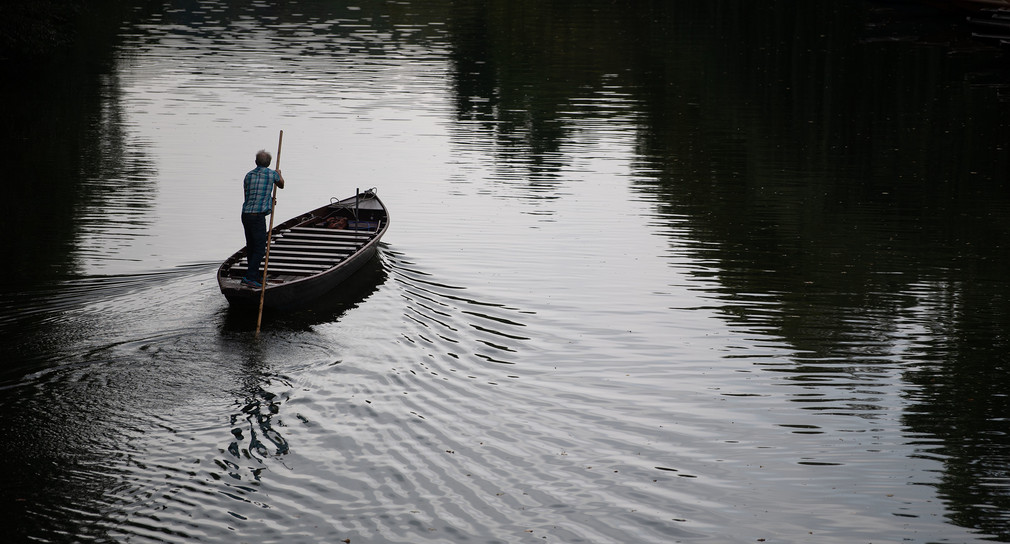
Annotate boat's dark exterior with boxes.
[217,189,389,310]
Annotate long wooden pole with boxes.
[256,129,283,335]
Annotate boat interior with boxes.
[221,201,385,285]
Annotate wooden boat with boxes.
[217,188,388,310]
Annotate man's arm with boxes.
[275,169,285,189]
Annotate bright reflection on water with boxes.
[2,1,1010,543]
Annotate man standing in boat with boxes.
[241,149,285,288]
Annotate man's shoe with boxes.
[241,278,262,288]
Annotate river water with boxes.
[3,1,1010,543]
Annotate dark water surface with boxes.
[3,1,1010,542]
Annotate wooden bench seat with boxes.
[291,226,374,237]
[262,255,342,266]
[268,249,350,260]
[238,258,329,270]
[230,265,319,276]
[269,244,356,255]
[271,236,363,248]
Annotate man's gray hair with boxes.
[255,150,272,167]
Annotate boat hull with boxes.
[217,190,388,311]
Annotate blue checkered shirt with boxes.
[242,167,280,213]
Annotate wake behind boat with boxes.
[218,188,389,310]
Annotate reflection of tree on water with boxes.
[4,3,157,286]
[627,8,1010,543]
[901,283,1010,541]
[447,1,606,190]
[441,0,1010,539]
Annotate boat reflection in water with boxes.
[220,251,389,333]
